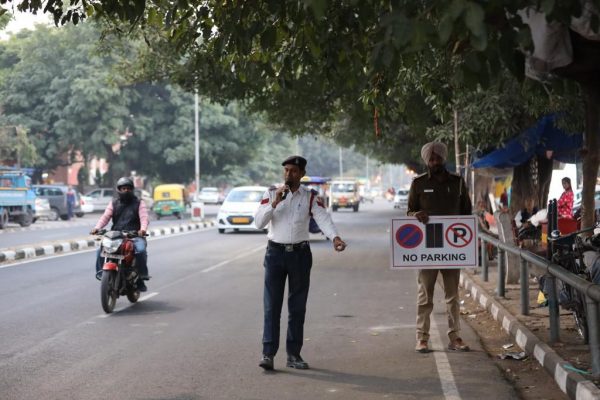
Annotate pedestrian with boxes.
[557,177,574,218]
[66,185,76,220]
[407,141,473,353]
[254,155,347,371]
[499,188,508,210]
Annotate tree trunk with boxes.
[581,83,600,230]
[510,155,554,215]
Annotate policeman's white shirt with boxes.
[254,185,339,244]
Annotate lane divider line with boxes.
[429,317,462,400]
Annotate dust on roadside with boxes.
[459,286,569,400]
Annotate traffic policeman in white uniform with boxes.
[255,155,346,371]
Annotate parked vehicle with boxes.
[84,188,115,212]
[330,179,360,212]
[217,186,267,233]
[548,227,594,343]
[79,193,94,213]
[197,187,223,204]
[94,229,144,313]
[393,189,410,209]
[33,184,83,220]
[134,189,154,209]
[153,184,189,219]
[0,167,36,228]
[34,197,52,221]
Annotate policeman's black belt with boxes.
[268,240,310,252]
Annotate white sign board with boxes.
[390,216,478,270]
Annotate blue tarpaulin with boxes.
[471,115,583,169]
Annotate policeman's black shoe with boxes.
[140,275,151,281]
[137,281,148,292]
[286,354,309,369]
[259,355,274,371]
[95,271,103,281]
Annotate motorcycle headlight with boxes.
[101,237,123,253]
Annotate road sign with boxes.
[391,216,478,270]
[395,223,423,249]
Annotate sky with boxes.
[1,11,51,39]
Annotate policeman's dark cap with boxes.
[281,155,307,170]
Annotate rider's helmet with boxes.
[116,177,134,190]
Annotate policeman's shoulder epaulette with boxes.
[414,172,428,180]
[448,172,462,179]
[310,188,318,195]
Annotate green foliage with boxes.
[0,125,38,165]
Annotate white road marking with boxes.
[429,317,462,400]
[97,292,159,318]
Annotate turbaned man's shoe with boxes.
[448,337,470,351]
[415,340,430,353]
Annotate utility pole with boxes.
[454,109,460,174]
[366,156,370,189]
[194,91,200,200]
[338,147,343,178]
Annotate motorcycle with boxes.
[95,229,146,313]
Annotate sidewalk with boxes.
[459,259,600,400]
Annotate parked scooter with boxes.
[94,229,147,313]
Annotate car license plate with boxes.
[162,205,170,211]
[232,217,250,224]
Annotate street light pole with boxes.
[338,147,343,178]
[194,91,200,200]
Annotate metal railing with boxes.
[478,230,600,375]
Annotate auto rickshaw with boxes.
[153,184,189,219]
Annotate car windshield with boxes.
[201,188,218,193]
[331,183,355,193]
[397,190,409,196]
[226,190,263,202]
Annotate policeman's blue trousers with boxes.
[262,244,312,357]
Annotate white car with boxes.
[217,186,268,233]
[33,197,52,221]
[79,194,95,213]
[393,189,410,209]
[198,187,222,204]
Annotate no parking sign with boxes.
[391,216,478,269]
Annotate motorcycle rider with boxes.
[91,177,150,292]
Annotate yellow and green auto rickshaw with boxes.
[153,184,189,219]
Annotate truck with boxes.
[0,167,36,228]
[330,178,360,212]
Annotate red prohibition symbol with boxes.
[396,224,423,249]
[445,223,472,248]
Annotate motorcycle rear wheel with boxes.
[100,270,118,313]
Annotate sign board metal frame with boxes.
[391,216,478,270]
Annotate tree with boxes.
[3,1,598,225]
[0,125,38,166]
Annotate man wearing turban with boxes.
[407,141,472,353]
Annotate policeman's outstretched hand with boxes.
[90,228,98,235]
[414,211,429,224]
[333,237,346,252]
[138,230,146,237]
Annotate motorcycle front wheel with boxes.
[127,287,140,303]
[100,270,118,313]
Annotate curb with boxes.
[0,220,216,264]
[460,272,600,400]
